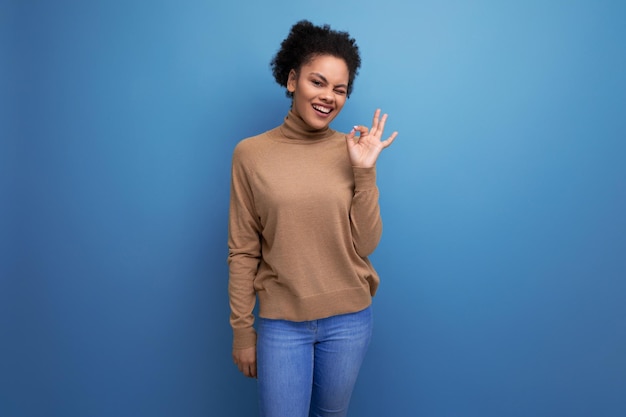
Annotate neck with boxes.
[279,109,334,141]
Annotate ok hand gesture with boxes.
[346,109,398,168]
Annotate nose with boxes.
[319,87,334,102]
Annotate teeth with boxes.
[313,105,331,114]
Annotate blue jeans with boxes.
[257,306,373,417]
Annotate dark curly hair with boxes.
[270,20,361,98]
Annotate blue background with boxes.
[2,1,625,416]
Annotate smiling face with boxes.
[287,54,350,130]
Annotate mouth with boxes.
[312,104,333,116]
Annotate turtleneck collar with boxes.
[277,109,336,142]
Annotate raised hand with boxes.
[346,109,398,168]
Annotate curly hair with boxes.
[270,20,361,98]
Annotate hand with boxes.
[346,109,398,168]
[232,346,257,378]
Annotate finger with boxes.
[349,125,369,140]
[345,127,357,148]
[239,362,249,377]
[375,113,389,137]
[244,361,257,378]
[381,131,398,148]
[356,125,369,137]
[371,109,381,131]
[353,125,369,134]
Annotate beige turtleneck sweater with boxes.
[228,110,382,350]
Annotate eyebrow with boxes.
[310,72,348,89]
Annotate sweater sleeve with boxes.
[227,144,261,350]
[350,166,383,257]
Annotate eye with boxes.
[334,89,347,96]
[311,79,323,87]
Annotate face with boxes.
[287,55,349,130]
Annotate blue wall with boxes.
[2,1,625,416]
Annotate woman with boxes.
[228,20,397,417]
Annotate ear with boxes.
[287,69,297,93]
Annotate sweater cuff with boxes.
[353,167,377,191]
[233,327,257,350]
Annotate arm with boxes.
[346,109,397,257]
[350,167,382,257]
[227,145,261,377]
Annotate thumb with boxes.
[346,125,358,147]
